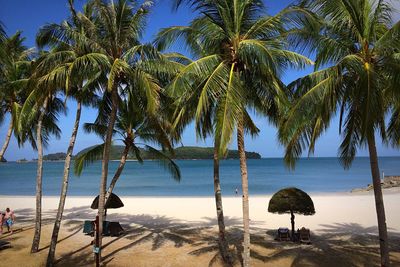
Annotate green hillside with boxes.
[43,152,67,161]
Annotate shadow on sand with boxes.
[4,207,400,267]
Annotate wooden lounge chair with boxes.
[83,220,119,236]
[299,227,311,244]
[83,220,95,236]
[109,222,124,236]
[277,227,291,241]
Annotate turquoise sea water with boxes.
[0,157,399,196]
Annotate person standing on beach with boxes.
[4,208,15,234]
[235,187,239,196]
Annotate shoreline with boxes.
[1,187,399,198]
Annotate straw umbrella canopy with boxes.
[268,187,315,240]
[91,193,124,210]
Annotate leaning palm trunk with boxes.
[367,133,390,267]
[96,86,119,265]
[213,140,232,265]
[104,144,130,203]
[0,119,13,162]
[237,118,250,267]
[31,97,49,253]
[46,101,82,267]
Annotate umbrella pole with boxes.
[94,215,100,267]
[290,209,295,242]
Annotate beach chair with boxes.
[299,227,311,244]
[83,220,95,236]
[109,222,124,236]
[277,227,291,241]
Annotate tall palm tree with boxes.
[74,92,181,200]
[155,1,312,265]
[280,1,400,266]
[0,32,33,162]
[19,79,64,253]
[35,2,105,264]
[40,1,177,263]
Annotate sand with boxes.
[0,191,399,266]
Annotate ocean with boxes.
[0,157,399,196]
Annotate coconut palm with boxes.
[35,1,104,263]
[38,1,163,262]
[38,1,190,263]
[155,0,312,265]
[74,92,181,200]
[0,32,34,162]
[279,1,400,265]
[19,72,64,253]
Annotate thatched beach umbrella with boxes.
[91,193,124,210]
[268,187,315,240]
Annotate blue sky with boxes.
[1,0,400,161]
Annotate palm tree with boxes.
[19,81,64,253]
[280,1,400,266]
[155,1,312,265]
[35,2,105,264]
[74,92,181,201]
[39,1,181,263]
[0,33,64,253]
[0,32,34,162]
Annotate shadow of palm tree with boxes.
[10,206,400,267]
[245,222,400,267]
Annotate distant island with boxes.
[28,146,261,162]
[71,145,262,160]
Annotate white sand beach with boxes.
[1,191,400,233]
[0,191,399,266]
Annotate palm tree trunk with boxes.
[367,133,390,267]
[105,144,130,203]
[96,86,119,265]
[31,97,49,253]
[237,119,250,267]
[0,119,13,162]
[46,101,82,267]
[213,140,232,265]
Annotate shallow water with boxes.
[0,157,399,196]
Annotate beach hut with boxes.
[268,187,315,241]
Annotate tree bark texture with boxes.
[105,144,130,203]
[46,101,81,266]
[0,119,13,162]
[237,119,250,267]
[31,97,49,253]
[213,140,232,265]
[367,134,390,267]
[96,86,119,265]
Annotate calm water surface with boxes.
[0,157,399,196]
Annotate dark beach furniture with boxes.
[277,227,291,241]
[83,220,118,236]
[109,222,124,236]
[299,227,311,244]
[83,220,95,236]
